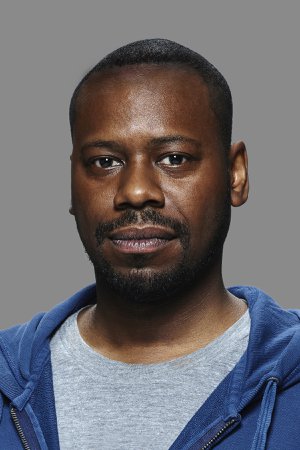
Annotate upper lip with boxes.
[108,226,176,240]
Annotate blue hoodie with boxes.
[1,285,300,450]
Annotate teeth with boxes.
[115,238,164,247]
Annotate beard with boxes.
[77,198,231,305]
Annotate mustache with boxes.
[95,209,189,246]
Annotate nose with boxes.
[114,162,165,210]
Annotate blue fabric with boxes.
[250,378,278,450]
[0,285,300,449]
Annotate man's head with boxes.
[70,38,233,152]
[69,39,248,304]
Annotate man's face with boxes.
[71,65,232,303]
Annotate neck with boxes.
[77,263,247,364]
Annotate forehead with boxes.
[73,65,219,144]
[80,63,208,92]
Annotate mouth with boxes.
[108,226,177,254]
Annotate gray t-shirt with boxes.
[50,307,250,450]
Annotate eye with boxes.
[92,156,123,169]
[159,154,188,166]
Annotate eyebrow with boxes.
[81,140,122,152]
[81,135,201,152]
[148,135,201,148]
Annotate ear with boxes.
[229,141,249,207]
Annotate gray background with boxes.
[0,1,299,328]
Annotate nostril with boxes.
[113,181,165,210]
[114,192,165,210]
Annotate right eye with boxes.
[91,157,123,169]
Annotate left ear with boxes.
[229,141,249,207]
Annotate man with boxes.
[0,39,299,450]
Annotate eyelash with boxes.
[159,154,189,166]
[91,157,123,169]
[88,153,191,169]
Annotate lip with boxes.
[108,226,176,240]
[108,226,177,254]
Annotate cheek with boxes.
[165,172,229,239]
[165,167,227,211]
[76,195,112,231]
[72,171,115,224]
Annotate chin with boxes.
[100,266,179,304]
[92,252,205,305]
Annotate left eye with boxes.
[159,154,188,165]
[93,157,122,168]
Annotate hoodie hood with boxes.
[224,287,300,450]
[1,285,300,449]
[0,284,96,413]
[229,286,300,409]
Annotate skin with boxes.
[70,65,249,363]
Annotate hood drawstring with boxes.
[251,377,279,450]
[0,392,3,422]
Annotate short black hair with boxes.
[69,38,232,150]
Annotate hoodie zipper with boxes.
[199,418,237,450]
[10,407,31,450]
